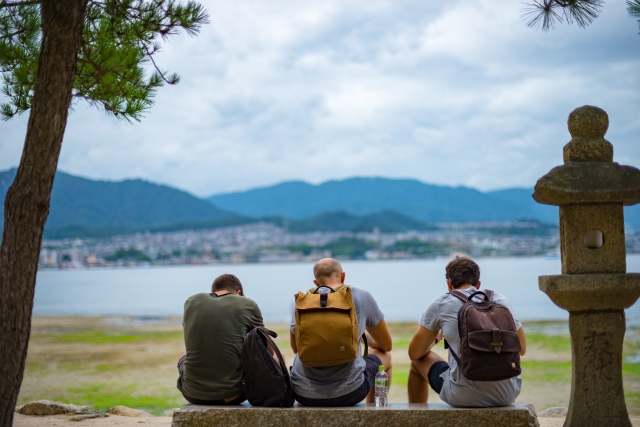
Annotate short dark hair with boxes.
[212,274,244,294]
[445,256,480,289]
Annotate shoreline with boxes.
[36,254,570,271]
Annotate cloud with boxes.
[1,0,639,197]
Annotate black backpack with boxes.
[240,327,294,407]
[445,289,522,381]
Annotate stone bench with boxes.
[171,403,539,427]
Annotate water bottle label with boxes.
[375,379,388,387]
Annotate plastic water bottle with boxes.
[374,365,388,407]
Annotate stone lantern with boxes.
[533,105,640,427]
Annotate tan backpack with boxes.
[294,285,367,367]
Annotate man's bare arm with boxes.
[408,326,439,361]
[517,326,526,356]
[366,319,392,352]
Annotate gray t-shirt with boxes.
[290,286,385,399]
[420,286,523,407]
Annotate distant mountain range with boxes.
[0,168,232,238]
[207,178,640,228]
[2,169,639,239]
[207,178,559,223]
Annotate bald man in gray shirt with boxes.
[289,258,393,406]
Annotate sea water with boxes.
[33,255,640,324]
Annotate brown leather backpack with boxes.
[445,289,522,381]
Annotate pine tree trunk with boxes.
[0,1,86,425]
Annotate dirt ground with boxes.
[12,413,640,427]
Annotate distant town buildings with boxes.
[37,221,640,269]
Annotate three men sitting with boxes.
[178,256,525,407]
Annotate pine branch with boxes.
[521,0,603,31]
[521,0,563,31]
[629,0,640,34]
[1,0,209,121]
[139,40,178,84]
[563,0,603,28]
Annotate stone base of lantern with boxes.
[540,274,640,427]
[564,310,631,427]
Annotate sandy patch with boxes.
[13,414,171,427]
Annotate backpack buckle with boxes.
[320,293,328,307]
[491,330,503,353]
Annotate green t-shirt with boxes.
[177,292,264,401]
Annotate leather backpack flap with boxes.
[295,286,354,310]
[467,329,521,354]
[465,328,522,380]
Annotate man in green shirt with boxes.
[177,274,264,404]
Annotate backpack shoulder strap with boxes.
[361,333,368,360]
[256,327,288,374]
[484,289,494,301]
[443,339,462,366]
[448,290,468,303]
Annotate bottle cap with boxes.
[378,365,385,371]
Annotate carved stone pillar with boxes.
[533,105,640,427]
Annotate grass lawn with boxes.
[17,317,640,415]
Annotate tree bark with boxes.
[0,1,87,426]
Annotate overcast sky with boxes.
[1,0,639,197]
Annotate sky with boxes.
[1,0,640,198]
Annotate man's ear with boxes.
[341,272,346,284]
[446,278,454,291]
[234,290,243,295]
[476,281,481,290]
[313,279,319,287]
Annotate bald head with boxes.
[313,258,343,286]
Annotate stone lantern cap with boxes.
[533,163,640,206]
[533,105,640,207]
